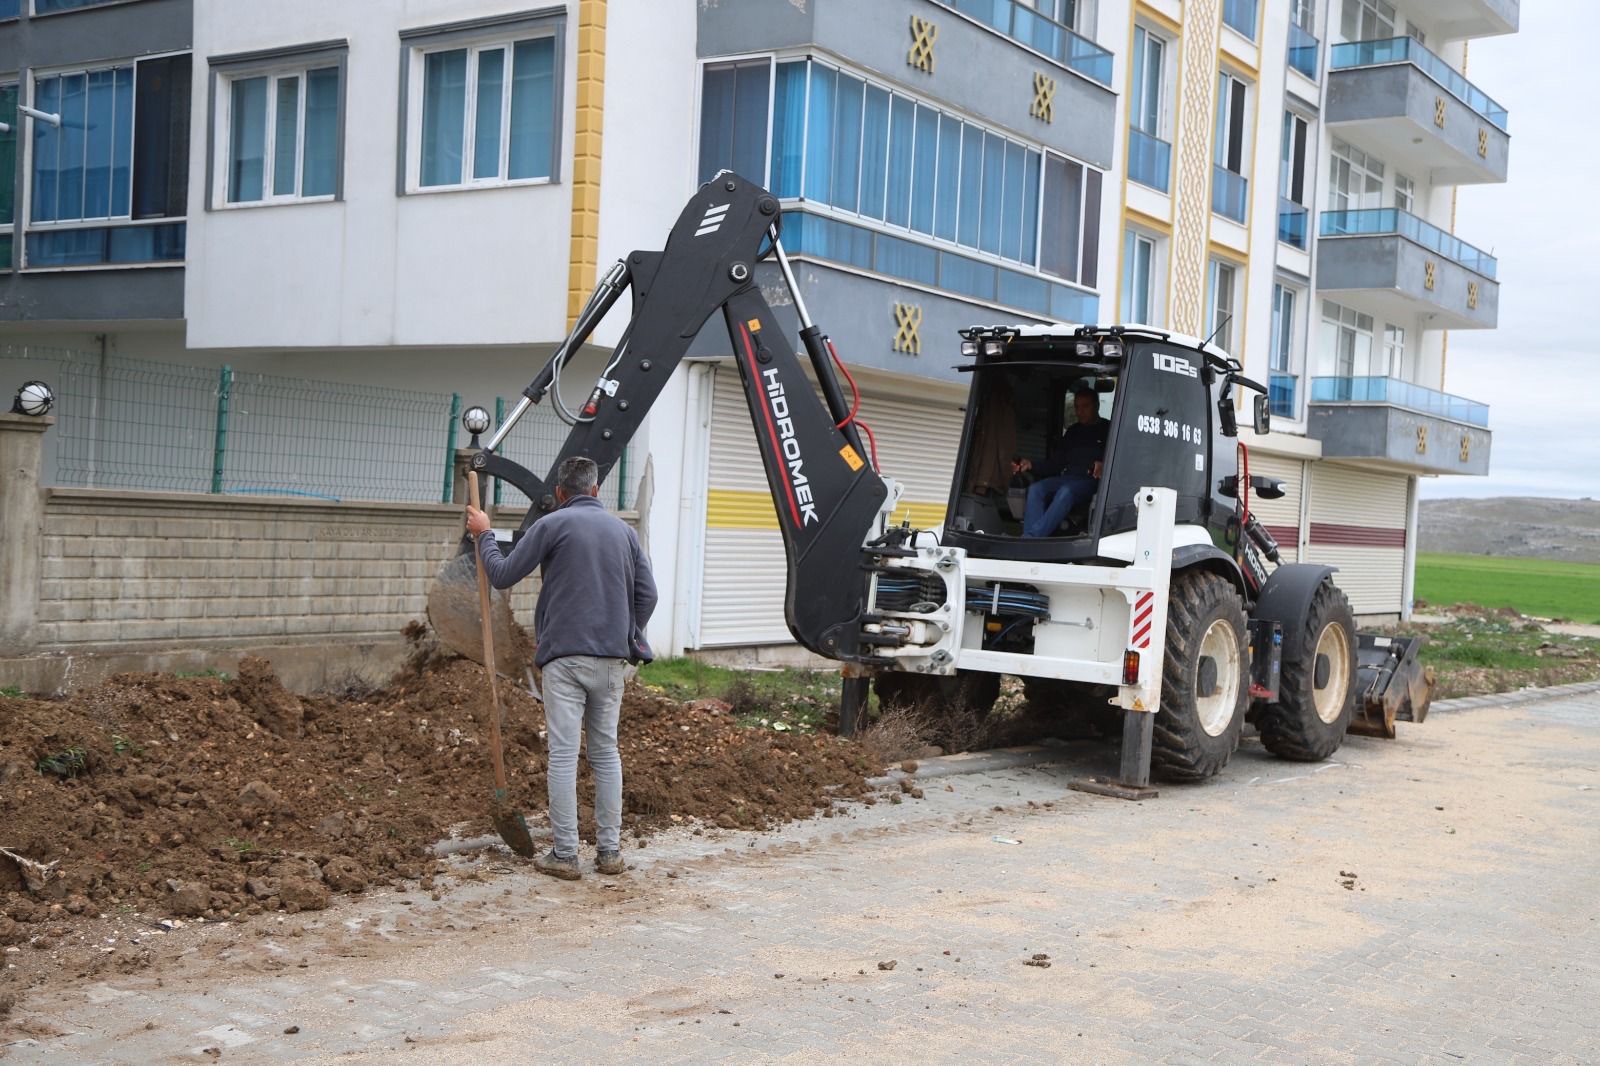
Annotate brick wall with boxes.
[32,489,603,648]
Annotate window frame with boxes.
[29,0,151,16]
[207,41,349,211]
[1327,136,1384,211]
[19,49,190,272]
[1279,111,1309,205]
[1121,228,1160,325]
[397,9,566,196]
[1130,25,1169,139]
[1206,257,1239,354]
[0,78,16,270]
[1213,70,1250,177]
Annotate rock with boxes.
[237,780,281,825]
[315,812,348,840]
[320,856,367,893]
[245,877,280,900]
[0,916,22,945]
[269,858,322,884]
[877,960,897,971]
[278,878,330,913]
[167,881,211,918]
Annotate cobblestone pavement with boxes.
[5,692,1598,1064]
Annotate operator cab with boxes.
[944,324,1247,565]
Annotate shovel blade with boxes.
[427,541,517,666]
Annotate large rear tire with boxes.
[875,670,1000,718]
[1151,570,1249,782]
[1257,580,1357,761]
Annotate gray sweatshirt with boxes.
[476,494,657,668]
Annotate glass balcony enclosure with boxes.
[1320,208,1497,278]
[1310,375,1489,427]
[1330,37,1507,131]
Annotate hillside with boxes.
[1419,497,1600,565]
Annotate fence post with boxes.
[493,396,504,506]
[210,364,232,494]
[442,393,461,504]
[0,412,54,652]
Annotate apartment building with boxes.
[0,0,1511,658]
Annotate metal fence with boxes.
[1,345,637,508]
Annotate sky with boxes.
[1422,1,1600,500]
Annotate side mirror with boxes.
[1217,393,1238,437]
[1253,394,1271,435]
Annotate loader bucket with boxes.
[426,538,518,667]
[1347,633,1435,739]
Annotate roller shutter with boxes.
[1244,450,1305,564]
[696,365,962,647]
[1304,463,1410,616]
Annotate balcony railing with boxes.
[25,222,187,268]
[1288,22,1319,80]
[1222,0,1258,39]
[1212,166,1248,223]
[1331,36,1508,131]
[1128,128,1172,194]
[1278,199,1308,249]
[1269,372,1298,419]
[1319,207,1497,278]
[941,0,1114,85]
[1311,376,1490,427]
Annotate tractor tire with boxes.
[1151,570,1250,782]
[1256,580,1358,762]
[1022,678,1120,737]
[875,670,1000,719]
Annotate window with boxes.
[33,0,133,11]
[702,57,1101,286]
[1270,283,1300,417]
[401,14,562,192]
[1327,137,1383,211]
[27,53,190,267]
[1291,0,1316,32]
[1278,112,1310,247]
[1206,259,1237,353]
[1212,72,1249,222]
[0,83,15,268]
[1340,0,1394,42]
[1131,27,1166,137]
[1392,172,1413,213]
[0,0,17,19]
[1222,0,1258,40]
[1382,323,1411,379]
[216,62,342,205]
[1121,229,1157,323]
[1318,299,1374,377]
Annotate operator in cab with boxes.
[1013,387,1109,538]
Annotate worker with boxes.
[1013,387,1109,538]
[466,455,658,881]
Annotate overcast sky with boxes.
[1423,2,1600,500]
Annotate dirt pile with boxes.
[0,652,879,930]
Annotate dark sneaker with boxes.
[534,850,581,881]
[595,850,627,875]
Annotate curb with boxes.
[1427,679,1600,714]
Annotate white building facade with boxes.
[0,0,1510,658]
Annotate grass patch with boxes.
[636,657,848,733]
[1384,614,1600,699]
[175,668,232,680]
[1416,553,1600,623]
[0,685,23,699]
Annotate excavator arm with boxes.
[471,172,889,660]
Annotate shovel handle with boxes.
[468,472,510,795]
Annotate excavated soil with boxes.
[0,642,880,999]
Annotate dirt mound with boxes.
[0,654,879,932]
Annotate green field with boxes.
[1415,552,1600,623]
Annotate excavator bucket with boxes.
[427,537,517,666]
[1347,633,1435,739]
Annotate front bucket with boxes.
[427,539,518,666]
[1348,633,1436,739]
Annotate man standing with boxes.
[1015,388,1109,538]
[465,456,657,880]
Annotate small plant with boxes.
[36,746,90,779]
[176,668,231,680]
[224,837,256,855]
[137,859,153,874]
[0,685,24,699]
[111,734,145,758]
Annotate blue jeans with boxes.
[540,655,626,858]
[1023,474,1097,537]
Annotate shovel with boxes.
[466,471,539,858]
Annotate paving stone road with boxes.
[4,690,1598,1064]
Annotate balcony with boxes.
[1327,37,1509,184]
[1423,0,1519,38]
[1317,208,1498,329]
[1308,376,1491,475]
[1287,23,1319,80]
[1212,166,1247,223]
[1278,198,1308,249]
[1269,372,1298,419]
[940,0,1114,85]
[1222,0,1257,40]
[1128,128,1171,194]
